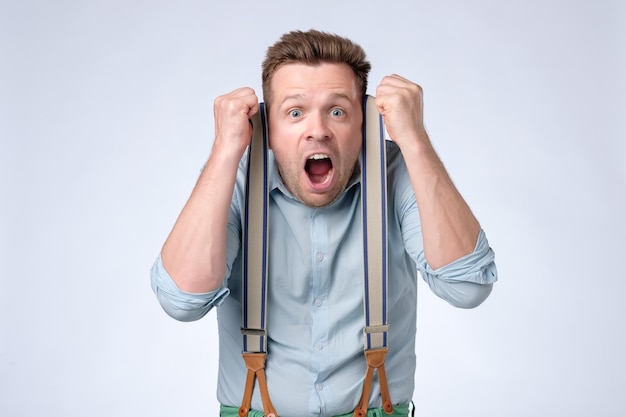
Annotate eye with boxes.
[330,108,345,117]
[289,109,302,118]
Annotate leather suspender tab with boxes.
[353,348,393,416]
[238,353,278,417]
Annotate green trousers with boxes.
[219,403,411,417]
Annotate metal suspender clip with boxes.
[241,327,267,337]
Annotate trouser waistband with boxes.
[219,403,412,417]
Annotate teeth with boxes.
[308,154,329,160]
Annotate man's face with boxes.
[268,62,363,208]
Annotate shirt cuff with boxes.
[420,229,498,285]
[150,254,230,322]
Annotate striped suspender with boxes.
[240,97,391,417]
[242,103,270,355]
[354,96,392,416]
[240,103,277,417]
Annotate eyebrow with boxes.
[279,94,306,106]
[278,92,355,108]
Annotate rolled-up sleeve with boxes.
[419,229,498,308]
[150,254,230,322]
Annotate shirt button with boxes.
[314,299,322,307]
[315,384,323,391]
[314,343,323,350]
[315,252,324,262]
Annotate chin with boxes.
[302,192,341,208]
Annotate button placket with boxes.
[309,210,330,407]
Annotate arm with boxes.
[160,87,259,293]
[376,75,480,269]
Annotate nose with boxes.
[305,111,331,141]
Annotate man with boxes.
[151,29,497,417]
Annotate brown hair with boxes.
[261,29,371,106]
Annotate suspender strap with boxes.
[241,97,391,416]
[240,103,276,416]
[354,95,392,416]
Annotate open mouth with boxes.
[305,153,333,186]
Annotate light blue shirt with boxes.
[151,142,497,416]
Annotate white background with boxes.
[1,0,625,416]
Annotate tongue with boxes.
[306,159,332,183]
